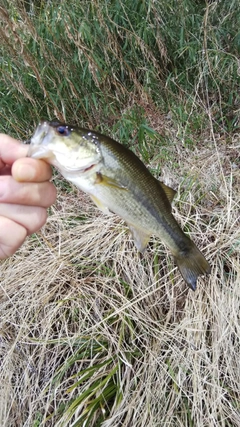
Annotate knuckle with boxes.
[27,208,48,234]
[0,176,11,201]
[38,182,57,208]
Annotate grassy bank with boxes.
[0,1,240,426]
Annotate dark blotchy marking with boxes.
[95,171,103,183]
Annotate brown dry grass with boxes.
[0,132,239,426]
[0,1,240,424]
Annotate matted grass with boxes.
[0,0,240,425]
[0,134,239,426]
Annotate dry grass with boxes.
[0,134,239,426]
[0,1,240,425]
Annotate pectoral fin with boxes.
[127,223,151,253]
[95,172,128,190]
[90,195,111,214]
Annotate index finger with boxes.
[0,134,28,166]
[12,157,53,182]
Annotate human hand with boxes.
[0,134,57,259]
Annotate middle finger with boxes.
[0,176,57,207]
[0,203,48,234]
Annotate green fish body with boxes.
[28,121,211,290]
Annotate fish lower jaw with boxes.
[59,163,98,175]
[28,148,55,160]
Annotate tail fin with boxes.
[175,243,211,291]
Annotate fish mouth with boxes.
[27,145,54,160]
[57,162,98,174]
[28,121,100,174]
[28,144,98,174]
[31,121,51,143]
[27,121,54,158]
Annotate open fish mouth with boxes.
[53,161,98,173]
[27,144,54,160]
[28,144,99,174]
[28,121,100,173]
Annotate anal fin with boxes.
[127,223,151,252]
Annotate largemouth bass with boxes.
[28,121,211,290]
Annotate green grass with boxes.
[1,0,239,139]
[0,1,240,426]
[43,337,125,426]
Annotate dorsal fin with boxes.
[157,180,177,204]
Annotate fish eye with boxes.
[56,126,71,136]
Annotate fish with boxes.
[28,120,211,290]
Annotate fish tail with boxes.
[174,243,211,291]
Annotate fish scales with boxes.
[28,121,211,290]
[93,139,188,249]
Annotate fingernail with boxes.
[14,163,35,181]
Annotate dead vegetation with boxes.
[0,0,240,425]
[0,138,239,426]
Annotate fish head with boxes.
[28,121,102,174]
